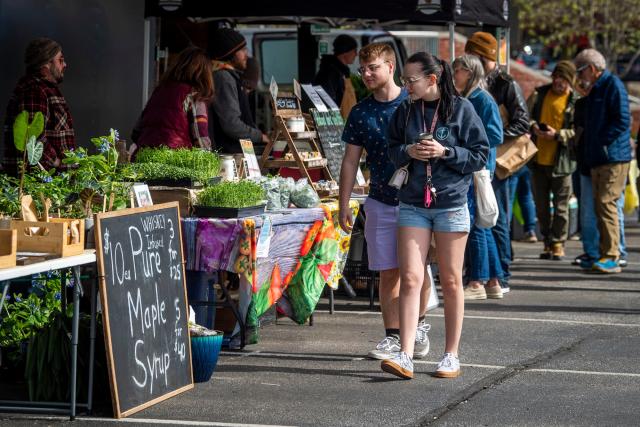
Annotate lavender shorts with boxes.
[364,197,399,271]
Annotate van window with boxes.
[260,38,298,86]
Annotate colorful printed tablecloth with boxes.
[181,201,359,342]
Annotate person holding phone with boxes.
[384,52,489,379]
[527,61,577,260]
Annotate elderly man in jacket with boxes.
[465,32,530,292]
[573,49,631,273]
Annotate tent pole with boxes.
[506,27,511,73]
[142,18,151,107]
[448,22,455,62]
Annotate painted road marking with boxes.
[0,416,297,427]
[219,350,640,378]
[314,310,640,328]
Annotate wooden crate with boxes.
[149,187,198,218]
[0,229,17,268]
[11,218,85,257]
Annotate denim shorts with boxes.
[398,202,470,233]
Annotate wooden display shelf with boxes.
[260,93,333,185]
[263,158,328,169]
[10,218,85,258]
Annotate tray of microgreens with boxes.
[193,180,266,218]
[131,147,221,187]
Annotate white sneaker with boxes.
[414,320,431,359]
[381,351,414,379]
[434,352,461,378]
[367,336,400,360]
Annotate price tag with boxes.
[239,139,261,178]
[301,84,328,112]
[314,86,340,111]
[293,78,302,100]
[269,76,278,103]
[256,216,272,258]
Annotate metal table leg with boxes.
[69,266,84,421]
[0,281,9,313]
[87,273,97,415]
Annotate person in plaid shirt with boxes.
[2,38,75,175]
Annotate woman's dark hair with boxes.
[160,46,214,103]
[406,52,458,123]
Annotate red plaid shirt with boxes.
[2,74,75,175]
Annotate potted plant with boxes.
[63,128,135,216]
[189,323,223,383]
[194,181,266,218]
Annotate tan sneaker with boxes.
[485,285,504,299]
[464,286,487,300]
[551,243,565,260]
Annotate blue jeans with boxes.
[509,166,537,233]
[491,175,512,283]
[579,174,627,259]
[466,184,504,281]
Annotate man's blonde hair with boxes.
[358,42,396,67]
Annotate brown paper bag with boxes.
[495,134,538,180]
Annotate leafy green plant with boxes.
[62,129,135,216]
[0,174,21,218]
[0,271,69,348]
[135,147,220,183]
[197,181,265,208]
[12,111,44,198]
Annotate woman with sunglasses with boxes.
[383,52,489,379]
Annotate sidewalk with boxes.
[2,222,640,426]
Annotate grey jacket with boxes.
[209,68,262,153]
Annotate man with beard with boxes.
[208,28,269,154]
[2,38,76,175]
[314,34,358,119]
[339,43,432,361]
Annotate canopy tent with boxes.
[144,0,509,28]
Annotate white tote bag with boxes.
[473,169,499,229]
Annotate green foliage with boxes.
[13,111,44,152]
[514,0,640,68]
[135,147,221,183]
[26,136,44,165]
[197,181,265,208]
[62,128,135,215]
[0,174,21,217]
[0,271,69,348]
[130,162,197,181]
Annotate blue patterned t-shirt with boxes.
[341,89,408,206]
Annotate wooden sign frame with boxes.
[94,202,193,418]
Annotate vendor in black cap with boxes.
[313,34,358,119]
[208,28,269,154]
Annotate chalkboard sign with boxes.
[276,96,299,110]
[312,109,346,183]
[95,202,193,418]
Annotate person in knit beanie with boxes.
[208,28,269,153]
[313,34,358,118]
[465,32,498,63]
[526,59,577,261]
[2,37,75,175]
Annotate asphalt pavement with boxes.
[2,220,639,426]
